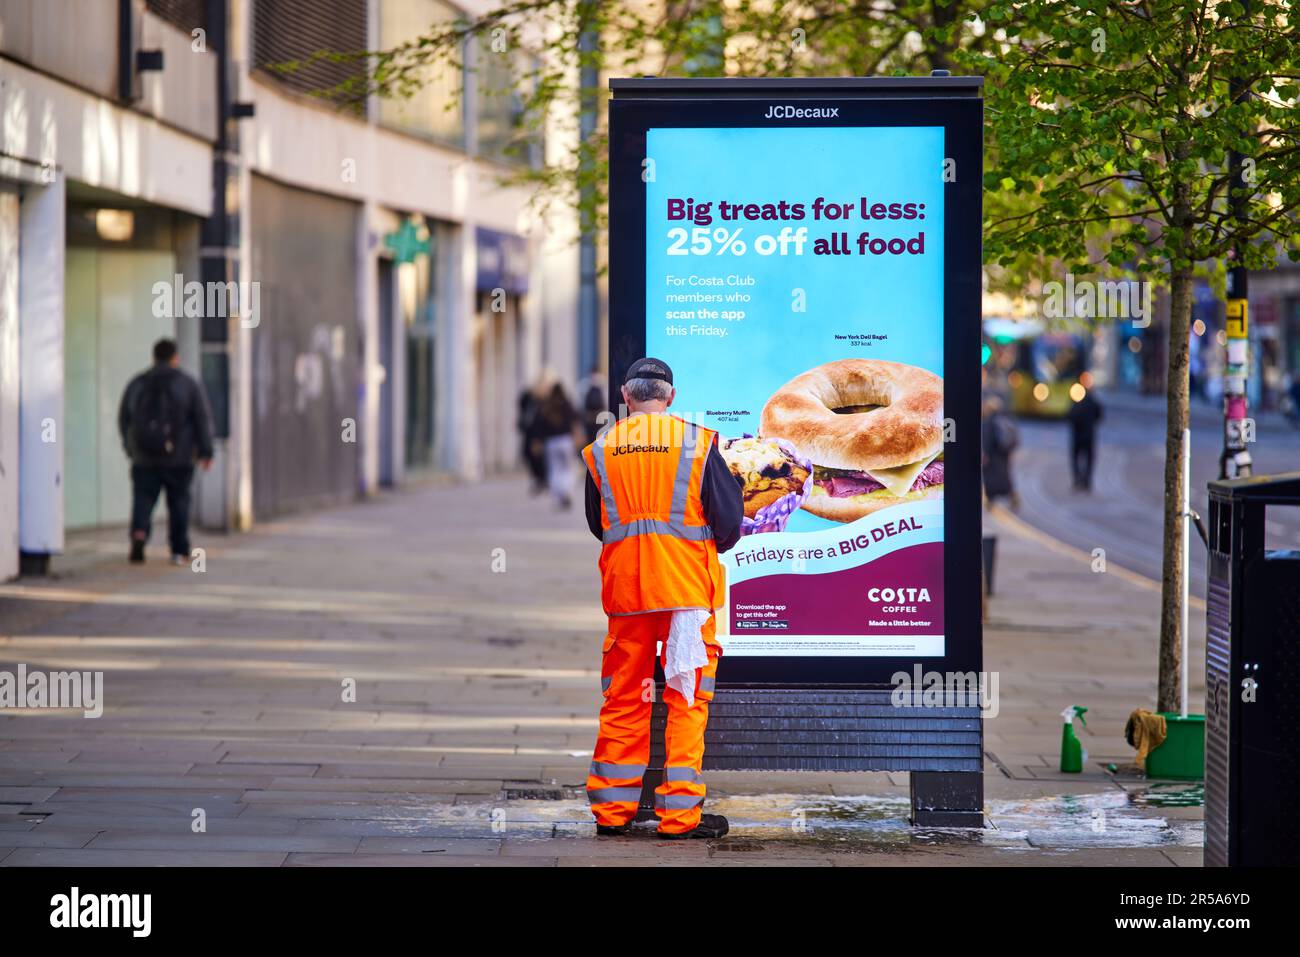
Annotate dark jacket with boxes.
[584,437,744,554]
[119,364,215,468]
[981,412,1018,499]
[1067,393,1104,445]
[535,387,579,441]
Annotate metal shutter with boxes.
[252,0,368,106]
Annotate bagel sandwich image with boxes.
[759,359,944,523]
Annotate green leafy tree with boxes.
[960,0,1300,711]
[286,0,994,231]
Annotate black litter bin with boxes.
[1203,471,1300,867]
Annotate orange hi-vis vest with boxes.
[582,413,724,616]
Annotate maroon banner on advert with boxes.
[729,542,944,636]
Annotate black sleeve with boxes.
[700,439,743,554]
[190,375,216,460]
[584,471,604,542]
[118,375,139,453]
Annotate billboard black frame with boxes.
[608,76,984,690]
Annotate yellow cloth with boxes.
[1125,709,1168,769]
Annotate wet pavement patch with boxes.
[987,790,1201,848]
[361,785,1201,852]
[1129,782,1204,808]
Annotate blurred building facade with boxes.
[0,0,589,579]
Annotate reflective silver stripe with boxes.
[608,605,711,617]
[669,422,700,522]
[588,786,642,804]
[590,761,647,779]
[654,793,704,810]
[592,439,620,526]
[601,518,714,544]
[600,676,612,692]
[699,676,716,694]
[664,766,700,783]
[596,421,714,545]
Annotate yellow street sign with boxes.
[1226,299,1248,339]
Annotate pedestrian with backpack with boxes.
[118,338,215,565]
[981,393,1020,511]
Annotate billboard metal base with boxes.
[639,687,984,829]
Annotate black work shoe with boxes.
[129,541,145,564]
[659,813,729,840]
[596,822,633,837]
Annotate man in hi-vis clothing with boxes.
[582,358,742,839]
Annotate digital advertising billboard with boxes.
[609,77,983,687]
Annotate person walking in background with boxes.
[1283,372,1300,428]
[517,383,547,494]
[981,393,1020,510]
[1067,389,1105,492]
[536,381,580,509]
[118,338,214,565]
[580,367,608,446]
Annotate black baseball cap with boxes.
[624,357,673,386]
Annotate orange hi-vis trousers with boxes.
[586,610,721,834]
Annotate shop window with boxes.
[475,44,539,166]
[378,0,466,148]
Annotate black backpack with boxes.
[132,373,184,457]
[990,413,1019,454]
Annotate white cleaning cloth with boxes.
[664,608,711,707]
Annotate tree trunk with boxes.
[1157,264,1194,713]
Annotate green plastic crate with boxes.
[1145,712,1205,780]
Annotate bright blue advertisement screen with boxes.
[645,125,947,657]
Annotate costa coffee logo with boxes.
[868,587,931,612]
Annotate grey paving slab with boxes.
[1161,848,1205,867]
[0,848,289,866]
[187,763,321,778]
[238,789,459,805]
[294,818,554,839]
[0,786,58,802]
[239,802,461,821]
[313,763,538,781]
[266,776,502,795]
[283,852,553,867]
[354,836,503,855]
[0,829,97,848]
[20,813,299,835]
[44,787,245,804]
[501,837,713,859]
[84,832,361,853]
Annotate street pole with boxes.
[1221,1,1253,480]
[577,3,600,383]
[1181,427,1190,719]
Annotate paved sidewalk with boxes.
[0,477,1203,866]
